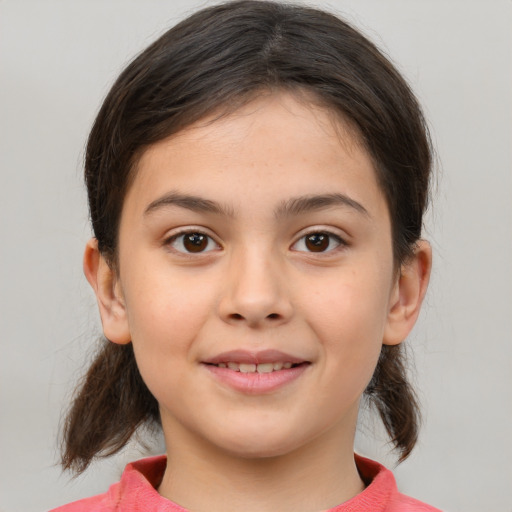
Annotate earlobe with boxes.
[383,240,432,346]
[83,238,131,345]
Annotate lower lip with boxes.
[203,364,309,394]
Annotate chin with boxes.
[213,428,307,460]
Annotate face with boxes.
[112,92,403,460]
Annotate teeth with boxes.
[239,363,256,373]
[216,361,297,373]
[256,363,274,373]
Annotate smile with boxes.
[202,350,310,394]
[211,362,297,373]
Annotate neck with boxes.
[158,413,364,512]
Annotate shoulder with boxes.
[389,492,443,511]
[50,456,181,512]
[49,482,119,512]
[50,492,112,512]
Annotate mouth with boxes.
[205,361,307,373]
[202,350,310,394]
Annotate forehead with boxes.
[174,90,365,158]
[124,92,386,220]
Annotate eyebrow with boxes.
[275,193,369,218]
[144,191,368,218]
[144,191,234,217]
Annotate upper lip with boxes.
[203,349,308,365]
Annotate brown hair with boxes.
[62,0,432,473]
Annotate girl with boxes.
[53,1,438,510]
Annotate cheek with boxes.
[305,265,391,335]
[302,264,392,385]
[120,258,216,358]
[124,270,216,406]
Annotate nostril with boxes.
[228,312,280,321]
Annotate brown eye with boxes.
[168,232,219,254]
[292,231,344,253]
[183,233,208,252]
[305,233,330,252]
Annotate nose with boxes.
[217,248,293,328]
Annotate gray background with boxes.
[1,1,511,511]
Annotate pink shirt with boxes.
[51,455,441,511]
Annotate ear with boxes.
[383,240,432,346]
[83,238,131,345]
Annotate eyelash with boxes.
[164,228,347,256]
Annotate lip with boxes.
[202,349,310,395]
